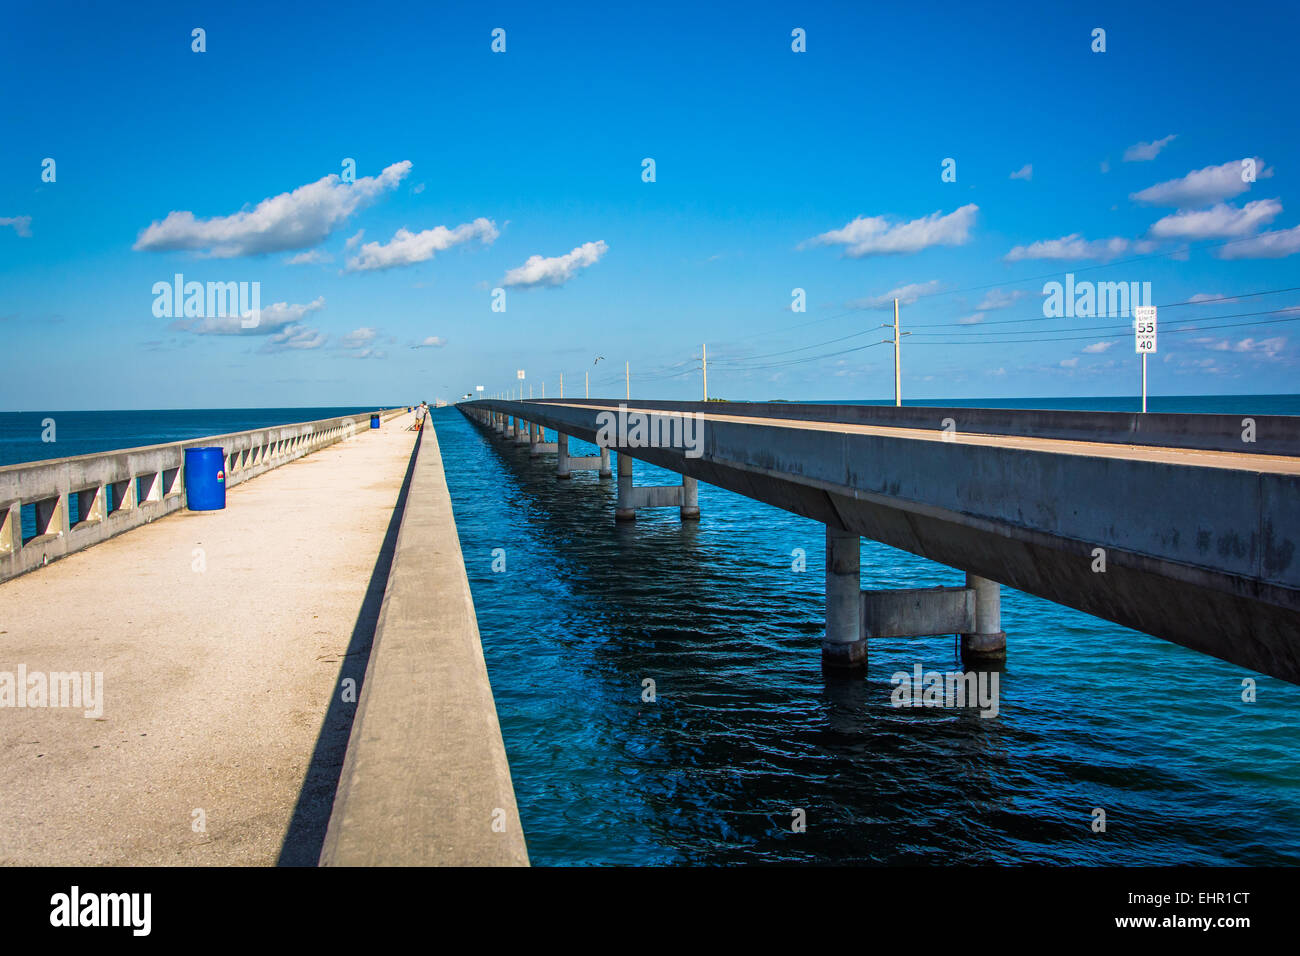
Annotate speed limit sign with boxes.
[1134,306,1157,353]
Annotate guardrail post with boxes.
[0,501,20,555]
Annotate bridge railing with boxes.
[502,398,1300,458]
[0,408,407,584]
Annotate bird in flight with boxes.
[594,355,604,365]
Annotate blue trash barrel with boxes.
[184,447,226,511]
[370,414,380,429]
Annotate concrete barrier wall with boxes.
[0,408,406,584]
[319,422,528,866]
[523,398,1300,457]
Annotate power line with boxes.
[911,311,1300,346]
[908,306,1300,339]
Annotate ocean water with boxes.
[0,407,385,468]
[438,396,1300,865]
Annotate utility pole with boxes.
[893,297,901,407]
[560,373,564,398]
[626,361,630,400]
[702,343,708,401]
[585,371,589,398]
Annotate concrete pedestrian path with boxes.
[0,412,419,865]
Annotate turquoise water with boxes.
[438,396,1300,865]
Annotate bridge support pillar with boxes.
[680,476,699,520]
[599,447,612,477]
[961,573,1006,663]
[615,450,634,519]
[556,433,572,479]
[615,453,698,522]
[514,418,529,445]
[822,527,866,672]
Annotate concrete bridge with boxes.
[0,408,527,867]
[4,396,1297,866]
[464,399,1300,684]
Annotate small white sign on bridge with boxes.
[1134,306,1157,353]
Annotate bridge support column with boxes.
[615,451,635,520]
[615,453,698,522]
[514,418,529,445]
[556,433,572,479]
[681,476,699,520]
[961,573,1006,663]
[529,422,542,455]
[822,527,866,672]
[599,447,612,477]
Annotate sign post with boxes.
[1134,306,1157,413]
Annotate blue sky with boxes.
[2,0,1299,409]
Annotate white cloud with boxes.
[1100,159,1111,174]
[957,313,984,325]
[341,327,377,348]
[1060,357,1080,368]
[175,296,326,336]
[1005,234,1139,262]
[848,279,940,309]
[1206,336,1286,357]
[345,230,365,250]
[1123,134,1177,162]
[1,216,32,237]
[1188,293,1228,305]
[1130,158,1271,207]
[263,324,327,352]
[134,161,412,257]
[286,249,334,265]
[412,336,447,348]
[1216,224,1300,260]
[345,218,499,272]
[1083,341,1115,353]
[803,204,977,257]
[503,240,608,288]
[976,288,1032,311]
[1009,164,1033,181]
[1148,199,1281,240]
[340,326,386,358]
